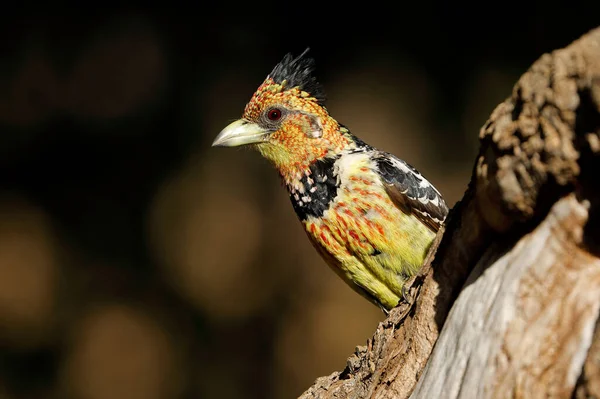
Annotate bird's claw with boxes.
[401,284,414,305]
[379,303,390,315]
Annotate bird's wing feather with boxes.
[374,152,449,232]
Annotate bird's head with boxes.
[212,49,352,185]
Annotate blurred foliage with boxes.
[0,5,597,399]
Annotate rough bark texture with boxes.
[299,27,600,399]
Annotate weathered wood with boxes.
[300,26,600,399]
[575,317,600,398]
[412,195,600,398]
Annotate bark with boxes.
[299,26,600,399]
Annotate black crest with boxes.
[268,48,326,104]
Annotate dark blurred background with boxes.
[0,4,597,399]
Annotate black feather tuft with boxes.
[268,48,326,104]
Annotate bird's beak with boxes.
[212,119,270,147]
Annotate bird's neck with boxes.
[272,121,371,193]
[280,154,337,194]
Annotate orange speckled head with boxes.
[237,51,351,182]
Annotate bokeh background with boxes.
[0,5,598,399]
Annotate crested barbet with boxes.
[212,49,449,313]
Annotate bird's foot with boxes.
[401,284,414,305]
[378,303,390,315]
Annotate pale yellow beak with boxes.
[212,119,270,147]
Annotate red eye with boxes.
[267,108,282,121]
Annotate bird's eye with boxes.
[267,108,282,121]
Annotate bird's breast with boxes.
[296,152,398,258]
[304,175,397,258]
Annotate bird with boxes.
[212,49,449,313]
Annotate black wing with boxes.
[374,152,449,232]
